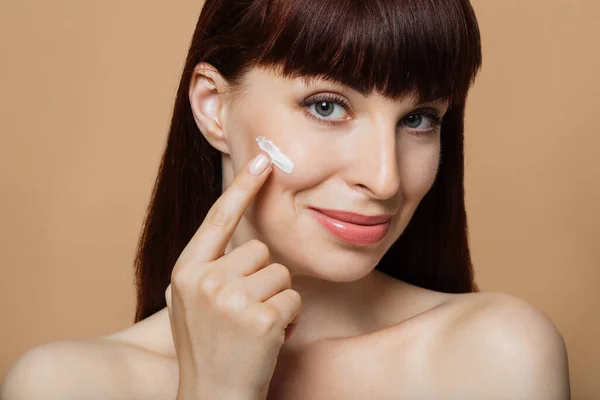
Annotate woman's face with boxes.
[214,66,448,282]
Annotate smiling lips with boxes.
[308,207,393,245]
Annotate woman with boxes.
[2,0,570,398]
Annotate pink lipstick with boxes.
[308,207,392,245]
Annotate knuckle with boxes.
[171,268,193,291]
[198,270,225,297]
[254,306,280,333]
[215,285,251,312]
[207,208,232,228]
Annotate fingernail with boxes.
[249,154,270,175]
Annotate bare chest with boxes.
[117,285,462,399]
[264,323,438,400]
[123,323,436,400]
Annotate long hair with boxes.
[134,0,483,322]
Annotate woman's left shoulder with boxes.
[430,291,571,398]
[442,291,567,345]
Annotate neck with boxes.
[125,268,392,361]
[281,269,385,351]
[224,229,393,351]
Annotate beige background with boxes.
[1,0,598,398]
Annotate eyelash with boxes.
[402,109,442,136]
[299,94,351,126]
[299,93,443,136]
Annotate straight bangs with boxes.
[133,0,483,321]
[250,0,483,105]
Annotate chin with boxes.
[281,249,380,282]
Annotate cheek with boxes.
[398,141,441,200]
[258,136,329,201]
[230,101,330,187]
[245,133,329,240]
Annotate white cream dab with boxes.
[255,136,294,174]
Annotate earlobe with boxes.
[189,63,231,154]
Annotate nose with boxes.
[345,123,401,200]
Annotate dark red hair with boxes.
[134,0,483,322]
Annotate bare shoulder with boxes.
[101,307,176,358]
[1,333,176,400]
[428,292,571,399]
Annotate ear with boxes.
[189,62,231,154]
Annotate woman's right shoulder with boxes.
[1,310,178,400]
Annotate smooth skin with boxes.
[1,65,571,399]
[1,159,571,398]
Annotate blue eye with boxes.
[300,93,351,125]
[403,114,426,129]
[400,109,442,135]
[310,101,347,119]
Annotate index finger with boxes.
[186,153,273,263]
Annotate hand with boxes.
[165,153,303,400]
